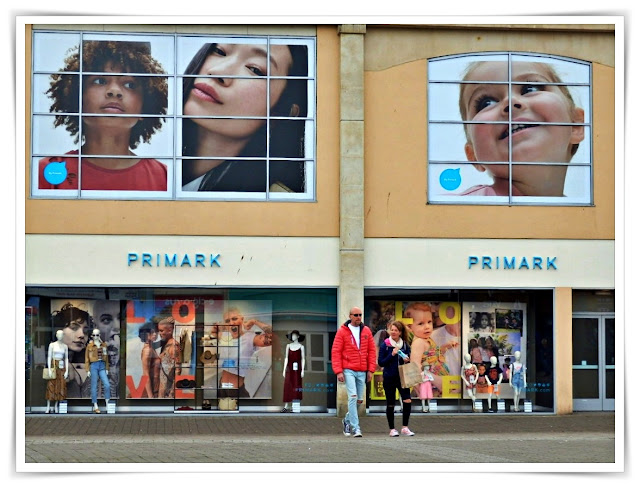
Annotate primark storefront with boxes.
[24,236,615,414]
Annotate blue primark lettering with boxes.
[127,252,222,268]
[468,255,558,271]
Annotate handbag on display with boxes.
[42,368,56,380]
[218,398,237,411]
[398,361,422,389]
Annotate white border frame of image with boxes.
[461,301,526,400]
[15,13,624,476]
[427,51,593,205]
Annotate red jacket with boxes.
[331,321,377,374]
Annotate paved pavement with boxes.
[21,411,618,468]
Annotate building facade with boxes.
[23,21,617,415]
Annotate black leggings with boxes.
[382,375,411,429]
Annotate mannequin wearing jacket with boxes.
[85,328,110,413]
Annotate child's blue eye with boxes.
[521,84,544,94]
[474,95,498,113]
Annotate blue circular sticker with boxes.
[43,161,68,185]
[440,168,461,191]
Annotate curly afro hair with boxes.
[47,40,168,149]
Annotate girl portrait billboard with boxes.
[428,52,591,205]
[32,32,174,198]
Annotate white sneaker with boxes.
[389,429,399,437]
[401,427,415,436]
[353,429,363,437]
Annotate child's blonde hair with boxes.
[458,60,580,156]
[405,302,432,317]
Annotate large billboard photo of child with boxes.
[32,33,173,197]
[428,52,591,205]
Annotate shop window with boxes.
[307,333,328,373]
[427,52,592,205]
[31,31,316,201]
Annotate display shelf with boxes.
[173,324,240,412]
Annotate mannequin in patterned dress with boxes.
[282,330,305,412]
[45,330,69,413]
[461,353,479,411]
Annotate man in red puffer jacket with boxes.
[331,306,376,438]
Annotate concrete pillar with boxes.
[336,24,366,419]
[555,287,573,414]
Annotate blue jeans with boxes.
[343,369,366,432]
[90,360,111,404]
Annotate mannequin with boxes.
[509,351,527,411]
[486,355,503,412]
[282,330,305,412]
[45,330,69,413]
[85,328,111,413]
[461,353,478,410]
[416,364,434,412]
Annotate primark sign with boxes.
[128,253,222,268]
[468,255,557,270]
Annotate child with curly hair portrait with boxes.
[38,40,168,191]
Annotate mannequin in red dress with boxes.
[282,330,305,412]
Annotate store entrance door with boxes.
[572,314,615,411]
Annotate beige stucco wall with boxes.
[363,25,615,70]
[24,25,341,238]
[555,287,574,414]
[363,29,615,239]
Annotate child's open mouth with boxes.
[499,123,539,140]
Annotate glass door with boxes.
[572,314,615,411]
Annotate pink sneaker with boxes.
[401,427,415,436]
[389,429,399,437]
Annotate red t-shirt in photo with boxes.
[39,150,167,191]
